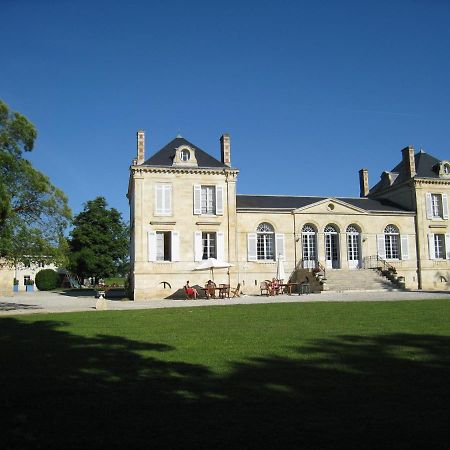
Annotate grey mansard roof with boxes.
[236,195,413,212]
[143,137,229,169]
[370,150,442,194]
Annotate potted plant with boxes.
[13,278,19,292]
[25,279,34,292]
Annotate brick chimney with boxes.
[220,133,231,167]
[136,130,145,165]
[359,168,369,197]
[401,145,416,178]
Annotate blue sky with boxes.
[2,0,450,219]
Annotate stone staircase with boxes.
[321,269,399,292]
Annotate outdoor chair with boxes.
[260,281,270,296]
[206,282,217,299]
[230,283,241,298]
[218,284,229,298]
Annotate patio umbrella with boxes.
[276,256,286,281]
[194,258,233,281]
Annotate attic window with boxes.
[444,164,450,174]
[180,149,190,161]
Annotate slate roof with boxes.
[143,137,229,169]
[236,195,412,212]
[370,151,442,194]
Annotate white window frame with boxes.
[155,184,172,216]
[434,233,446,259]
[384,225,400,260]
[202,232,217,259]
[193,185,224,216]
[256,223,275,261]
[302,225,316,268]
[426,192,449,220]
[149,230,179,262]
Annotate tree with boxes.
[0,100,71,266]
[68,197,129,280]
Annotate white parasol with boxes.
[194,258,233,281]
[276,255,286,282]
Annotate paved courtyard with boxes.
[1,289,450,315]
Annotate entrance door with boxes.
[324,225,340,269]
[346,225,361,269]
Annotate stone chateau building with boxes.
[128,131,450,300]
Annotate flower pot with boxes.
[26,285,34,292]
[13,285,19,292]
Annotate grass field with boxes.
[2,300,450,448]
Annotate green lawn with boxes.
[2,300,450,448]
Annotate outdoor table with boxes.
[201,286,230,299]
[279,283,298,295]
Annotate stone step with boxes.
[321,269,397,292]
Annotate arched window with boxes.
[257,223,274,260]
[324,224,340,268]
[301,224,316,268]
[384,224,400,259]
[346,225,361,263]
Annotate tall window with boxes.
[155,184,172,215]
[302,224,316,265]
[257,223,274,260]
[384,225,400,259]
[324,224,339,263]
[431,194,443,218]
[434,234,446,259]
[346,225,360,261]
[202,232,216,259]
[201,186,216,215]
[156,231,172,261]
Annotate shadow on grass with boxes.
[1,318,449,448]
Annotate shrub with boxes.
[35,269,59,291]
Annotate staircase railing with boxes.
[363,255,397,274]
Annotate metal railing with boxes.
[363,255,397,273]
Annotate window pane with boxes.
[201,186,216,214]
[202,232,216,259]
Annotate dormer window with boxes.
[436,160,450,177]
[173,145,198,167]
[180,149,190,162]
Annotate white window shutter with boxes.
[193,185,202,215]
[194,231,202,261]
[275,233,285,260]
[247,233,257,261]
[445,234,450,259]
[443,194,449,219]
[426,193,433,219]
[155,185,163,215]
[215,186,224,215]
[377,234,386,259]
[400,235,409,260]
[428,233,435,260]
[171,231,180,262]
[216,231,225,261]
[165,185,172,215]
[148,231,157,262]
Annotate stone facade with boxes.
[128,132,449,299]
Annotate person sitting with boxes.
[270,278,280,296]
[184,281,198,300]
[205,279,216,299]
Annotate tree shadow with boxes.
[1,318,449,448]
[0,302,42,311]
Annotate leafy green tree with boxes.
[0,100,71,266]
[68,197,129,280]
